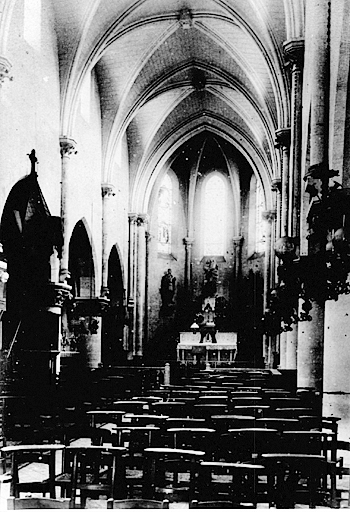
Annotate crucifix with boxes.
[27,149,38,174]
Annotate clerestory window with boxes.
[203,174,226,256]
[255,177,266,253]
[157,174,172,253]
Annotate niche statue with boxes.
[160,268,176,308]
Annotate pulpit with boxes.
[177,332,237,366]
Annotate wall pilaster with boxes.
[275,128,291,238]
[59,136,77,283]
[101,184,115,298]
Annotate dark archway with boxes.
[102,245,125,365]
[68,220,95,299]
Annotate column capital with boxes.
[262,210,277,223]
[137,214,149,226]
[128,213,138,224]
[283,38,305,68]
[275,128,291,149]
[0,56,13,86]
[271,178,282,192]
[60,136,77,157]
[183,237,194,247]
[101,183,115,198]
[232,236,243,248]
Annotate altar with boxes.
[177,331,237,366]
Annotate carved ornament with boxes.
[0,56,13,86]
[179,8,193,29]
[275,128,291,149]
[60,136,77,157]
[283,38,305,68]
[262,210,277,223]
[101,183,115,198]
[45,281,72,314]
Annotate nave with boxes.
[0,365,349,509]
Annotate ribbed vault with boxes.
[49,0,303,209]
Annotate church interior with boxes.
[0,0,350,508]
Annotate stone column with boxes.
[262,210,276,366]
[271,179,282,250]
[279,331,287,368]
[274,129,291,238]
[286,325,298,369]
[127,213,138,359]
[283,38,304,252]
[232,236,243,281]
[59,136,77,283]
[135,214,148,358]
[274,132,289,370]
[324,295,350,439]
[297,0,329,393]
[144,230,151,346]
[101,184,115,298]
[184,237,194,292]
[297,300,324,391]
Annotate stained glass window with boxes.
[158,174,172,253]
[203,174,226,255]
[255,178,266,252]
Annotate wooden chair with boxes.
[107,498,169,508]
[192,404,228,419]
[56,445,127,507]
[142,448,205,502]
[165,418,206,429]
[110,426,161,495]
[1,444,65,498]
[7,496,74,509]
[279,431,324,455]
[112,401,148,414]
[255,417,299,431]
[189,499,239,508]
[86,410,126,428]
[233,405,271,418]
[150,401,188,417]
[167,428,217,457]
[195,461,265,508]
[211,415,256,432]
[123,414,169,427]
[260,453,327,508]
[197,395,228,405]
[268,397,302,409]
[335,439,350,507]
[274,407,314,418]
[221,428,279,463]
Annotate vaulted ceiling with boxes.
[53,0,304,207]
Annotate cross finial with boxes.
[27,149,38,175]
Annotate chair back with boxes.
[7,496,73,509]
[68,445,128,508]
[189,500,239,509]
[107,498,169,508]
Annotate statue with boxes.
[160,268,176,307]
[203,258,219,298]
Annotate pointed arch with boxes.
[68,219,96,298]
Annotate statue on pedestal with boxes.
[160,268,176,308]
